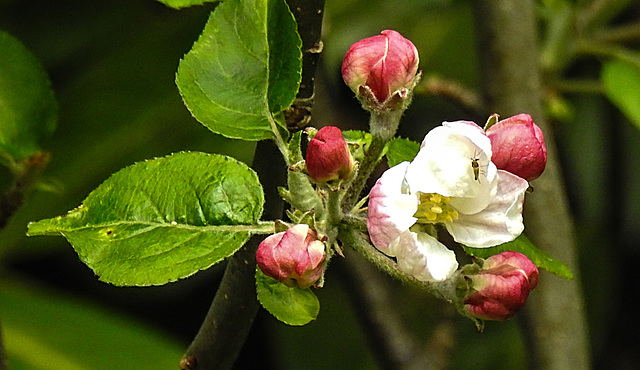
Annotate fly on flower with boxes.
[470,149,489,183]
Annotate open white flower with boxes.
[367,121,529,282]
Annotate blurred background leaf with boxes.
[602,58,640,130]
[0,30,56,163]
[0,278,184,369]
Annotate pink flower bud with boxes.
[256,224,326,289]
[464,251,539,321]
[486,114,547,181]
[342,30,419,104]
[305,126,354,183]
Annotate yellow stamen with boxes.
[414,192,458,224]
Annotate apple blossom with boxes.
[486,114,547,181]
[464,251,539,321]
[305,126,354,183]
[342,30,420,108]
[256,224,326,289]
[367,121,529,282]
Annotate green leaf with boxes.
[602,58,640,131]
[27,152,268,286]
[288,130,304,164]
[156,0,217,9]
[462,234,574,279]
[0,31,57,161]
[0,278,183,369]
[256,269,319,326]
[176,0,302,141]
[342,130,372,163]
[385,137,420,167]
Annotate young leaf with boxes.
[255,269,319,326]
[602,58,640,131]
[0,31,57,162]
[27,152,269,286]
[176,0,302,141]
[156,0,216,9]
[462,234,574,279]
[385,137,420,167]
[342,130,372,163]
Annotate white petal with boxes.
[446,170,529,247]
[367,162,418,255]
[405,122,497,214]
[442,120,493,157]
[389,230,458,282]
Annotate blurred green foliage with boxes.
[1,0,639,368]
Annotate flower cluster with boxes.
[367,120,530,281]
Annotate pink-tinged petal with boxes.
[389,230,458,281]
[486,114,547,181]
[306,126,354,183]
[256,231,292,282]
[256,224,326,288]
[464,251,539,320]
[445,170,528,247]
[367,162,418,255]
[342,30,419,103]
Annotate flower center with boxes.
[413,193,459,224]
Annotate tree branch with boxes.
[473,1,590,369]
[180,1,326,368]
[180,141,285,370]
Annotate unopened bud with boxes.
[256,224,326,289]
[464,251,539,321]
[341,30,419,109]
[305,126,354,183]
[486,114,547,181]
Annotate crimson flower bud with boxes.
[305,126,354,183]
[342,30,419,107]
[486,114,547,181]
[464,251,539,321]
[256,224,326,289]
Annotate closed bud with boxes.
[305,126,354,183]
[464,251,539,321]
[486,114,547,181]
[256,224,326,289]
[342,30,419,110]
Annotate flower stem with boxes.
[342,109,403,209]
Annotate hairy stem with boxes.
[473,1,590,369]
[342,109,403,209]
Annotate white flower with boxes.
[367,121,529,282]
